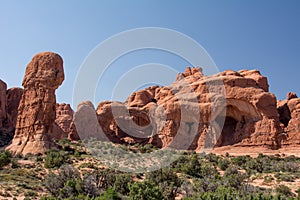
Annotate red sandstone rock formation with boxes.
[0,82,23,147]
[0,80,7,130]
[74,101,107,141]
[216,70,281,149]
[7,52,64,155]
[68,121,80,141]
[278,92,300,146]
[287,92,298,100]
[6,88,23,129]
[53,103,74,139]
[2,56,298,154]
[95,67,282,150]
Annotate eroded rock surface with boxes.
[6,88,23,129]
[7,52,64,155]
[278,92,300,146]
[0,80,7,130]
[53,103,74,140]
[74,101,106,141]
[95,67,282,150]
[2,56,298,154]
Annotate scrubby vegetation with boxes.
[0,150,12,169]
[0,140,300,199]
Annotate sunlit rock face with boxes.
[278,92,300,146]
[7,52,64,155]
[95,67,283,150]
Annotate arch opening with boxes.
[213,99,260,148]
[216,116,238,147]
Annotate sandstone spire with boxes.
[7,52,64,155]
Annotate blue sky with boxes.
[0,0,299,108]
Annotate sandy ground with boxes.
[212,146,300,157]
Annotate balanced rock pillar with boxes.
[7,52,64,155]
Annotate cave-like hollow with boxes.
[214,99,262,147]
[218,116,238,146]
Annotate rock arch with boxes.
[215,99,262,147]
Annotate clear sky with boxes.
[0,0,299,108]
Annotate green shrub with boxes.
[15,153,23,159]
[275,172,295,182]
[223,167,245,189]
[217,158,230,171]
[129,181,162,200]
[181,154,203,177]
[263,175,274,183]
[11,159,19,168]
[74,150,81,158]
[44,165,84,198]
[201,163,219,178]
[24,153,34,160]
[99,187,120,200]
[0,150,11,168]
[275,184,292,197]
[44,172,64,196]
[60,178,83,198]
[139,143,157,153]
[41,196,56,200]
[281,162,299,173]
[296,188,300,198]
[83,174,99,197]
[79,162,96,169]
[113,173,133,195]
[146,168,182,199]
[24,190,37,197]
[96,169,117,190]
[205,153,220,164]
[36,155,43,162]
[231,155,251,167]
[44,150,65,168]
[192,177,221,193]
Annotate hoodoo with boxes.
[7,52,64,155]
